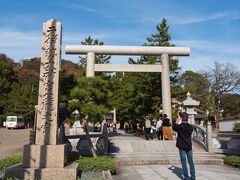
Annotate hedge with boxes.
[0,154,118,178]
[76,156,118,175]
[233,122,240,133]
[0,155,22,171]
[224,155,240,168]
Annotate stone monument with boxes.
[5,19,78,180]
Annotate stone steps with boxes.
[111,152,224,166]
[109,139,205,153]
[109,132,224,166]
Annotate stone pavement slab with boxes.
[113,165,240,180]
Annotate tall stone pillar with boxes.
[113,108,117,124]
[207,122,213,153]
[5,19,78,180]
[161,53,172,122]
[35,19,61,145]
[86,52,95,77]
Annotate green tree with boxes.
[111,18,181,125]
[5,81,38,126]
[69,76,112,157]
[79,36,111,68]
[179,70,208,98]
[146,18,180,80]
[0,61,18,107]
[220,94,240,118]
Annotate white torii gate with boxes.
[65,45,190,122]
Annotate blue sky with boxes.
[0,0,240,72]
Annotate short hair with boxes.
[163,114,168,118]
[180,112,188,122]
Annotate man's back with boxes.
[173,122,193,152]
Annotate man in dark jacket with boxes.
[173,112,195,180]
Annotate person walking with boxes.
[144,116,151,140]
[173,112,195,180]
[162,114,173,140]
[156,117,163,140]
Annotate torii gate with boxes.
[65,45,190,122]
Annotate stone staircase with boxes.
[109,132,224,165]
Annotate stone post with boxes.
[35,19,61,145]
[207,122,213,153]
[113,108,117,124]
[86,52,95,77]
[161,54,172,122]
[5,19,78,180]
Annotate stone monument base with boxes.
[5,144,78,179]
[22,144,66,168]
[4,162,79,180]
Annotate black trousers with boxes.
[157,130,163,140]
[145,128,151,140]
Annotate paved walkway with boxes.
[110,131,239,179]
[0,128,30,159]
[113,165,240,180]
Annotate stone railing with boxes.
[192,122,212,152]
[192,124,208,151]
[65,123,109,155]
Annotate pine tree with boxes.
[79,36,111,67]
[111,19,181,125]
[69,76,112,157]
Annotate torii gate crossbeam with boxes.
[65,45,190,122]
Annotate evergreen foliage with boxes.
[224,155,240,168]
[69,76,112,124]
[0,155,22,171]
[76,156,118,175]
[79,36,111,67]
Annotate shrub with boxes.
[224,155,240,168]
[76,156,118,175]
[0,155,22,171]
[233,122,240,133]
[0,115,7,127]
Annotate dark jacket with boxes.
[162,118,171,127]
[172,122,193,152]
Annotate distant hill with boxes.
[0,53,18,68]
[0,53,81,80]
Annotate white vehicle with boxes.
[5,116,25,129]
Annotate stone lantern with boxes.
[182,92,200,124]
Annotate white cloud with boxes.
[63,31,144,45]
[168,13,227,24]
[179,52,240,72]
[173,39,240,55]
[63,4,97,13]
[0,29,41,48]
[0,29,41,60]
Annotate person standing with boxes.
[162,114,173,140]
[173,112,195,180]
[156,117,163,140]
[144,116,151,140]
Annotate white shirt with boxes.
[145,119,151,128]
[156,119,163,130]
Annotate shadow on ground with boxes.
[108,140,120,153]
[168,165,183,180]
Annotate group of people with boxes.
[145,113,195,180]
[144,114,173,141]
